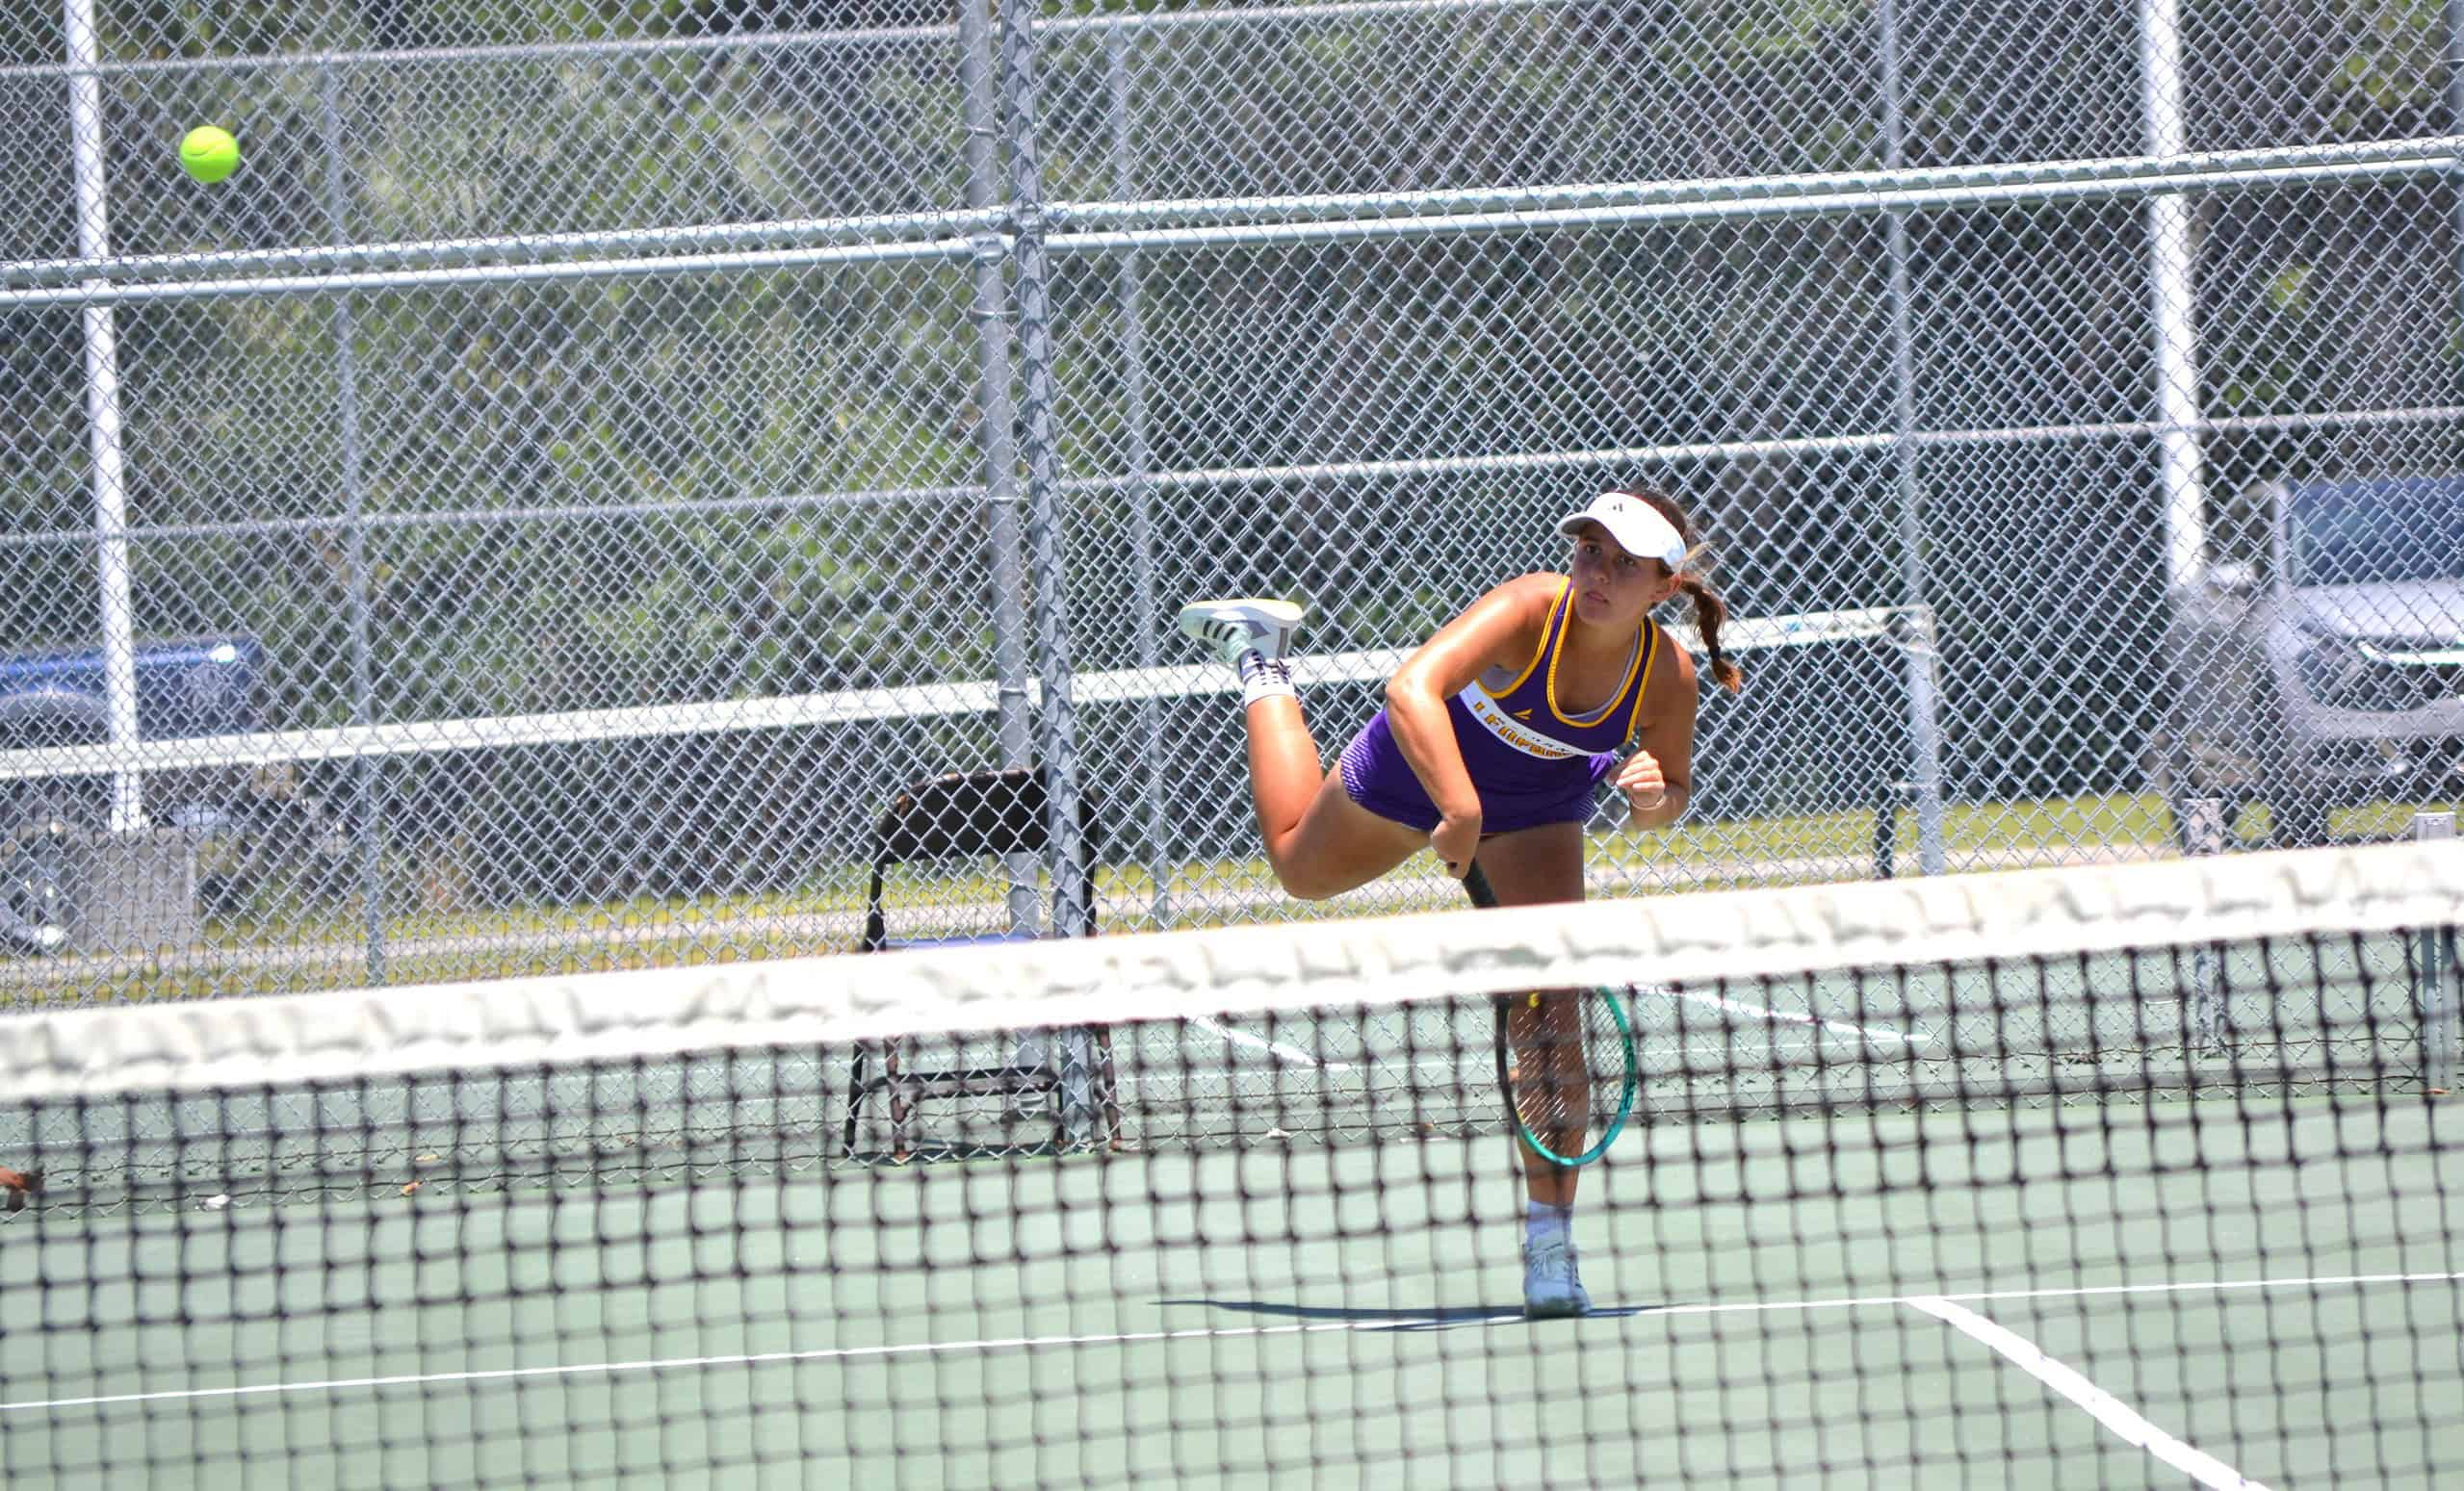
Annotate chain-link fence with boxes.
[3,0,2460,1004]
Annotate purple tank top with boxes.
[1444,578,1658,793]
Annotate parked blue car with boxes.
[0,636,268,950]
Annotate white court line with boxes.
[1188,1015,1322,1066]
[1663,985,1929,1048]
[1909,1296,2267,1490]
[7,1268,2454,1416]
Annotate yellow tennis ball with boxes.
[179,126,240,185]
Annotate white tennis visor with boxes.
[1557,491,1687,570]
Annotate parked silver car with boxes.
[2153,476,2464,847]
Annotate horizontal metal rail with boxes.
[6,137,2450,305]
[8,402,2457,553]
[0,0,1599,85]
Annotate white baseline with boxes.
[6,1268,2452,1418]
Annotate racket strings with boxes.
[1505,990,1612,1154]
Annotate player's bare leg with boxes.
[1179,598,1419,899]
[1474,822,1595,1317]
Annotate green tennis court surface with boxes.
[9,1098,2456,1488]
[2,843,2457,1486]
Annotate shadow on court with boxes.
[1161,1298,1672,1331]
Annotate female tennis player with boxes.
[1178,487,1743,1318]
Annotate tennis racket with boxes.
[1462,861,1638,1168]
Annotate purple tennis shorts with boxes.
[1336,708,1612,836]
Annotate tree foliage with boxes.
[2,0,2454,894]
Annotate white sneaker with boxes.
[1522,1236,1593,1319]
[1177,598,1306,670]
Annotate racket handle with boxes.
[1462,860,1498,910]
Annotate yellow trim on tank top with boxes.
[1544,597,1646,729]
[1621,620,1660,746]
[1478,577,1565,701]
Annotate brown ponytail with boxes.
[1610,484,1746,696]
[1678,574,1745,695]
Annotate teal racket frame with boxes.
[1463,861,1639,1167]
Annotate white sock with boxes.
[1237,650,1295,707]
[1526,1199,1572,1248]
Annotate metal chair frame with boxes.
[842,767,1116,1161]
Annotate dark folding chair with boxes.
[842,767,1117,1161]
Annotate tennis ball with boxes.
[179,126,240,185]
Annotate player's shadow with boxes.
[1161,1298,1665,1332]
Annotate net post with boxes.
[1874,784,1895,879]
[2416,810,2456,1094]
[1889,605,1950,876]
[1874,779,1916,880]
[2185,797,2227,1053]
[1057,1029,1102,1148]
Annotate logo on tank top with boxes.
[1457,685,1590,760]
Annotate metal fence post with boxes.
[2451,0,2464,394]
[2184,796,2227,1052]
[2416,810,2455,1094]
[319,64,385,985]
[2140,0,2211,595]
[1879,0,1949,877]
[1107,21,1173,929]
[1000,0,1102,1144]
[959,0,1041,938]
[997,0,1086,943]
[63,0,143,839]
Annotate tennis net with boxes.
[1,840,2458,1487]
